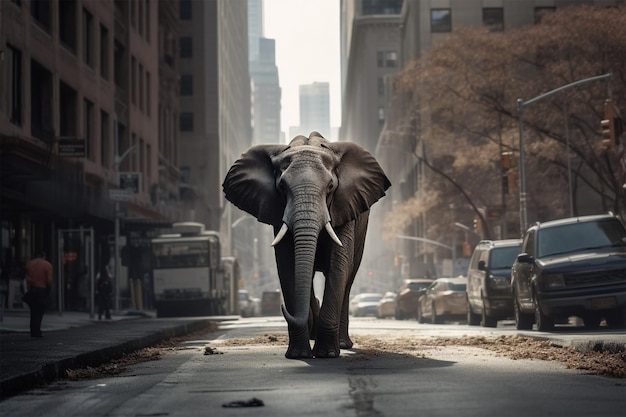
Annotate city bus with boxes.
[151,222,227,317]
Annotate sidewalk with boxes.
[0,309,230,399]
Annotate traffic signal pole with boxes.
[516,73,613,236]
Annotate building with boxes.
[298,82,331,139]
[176,0,251,243]
[342,0,626,289]
[0,0,174,313]
[249,38,281,145]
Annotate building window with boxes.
[145,0,151,43]
[114,40,126,89]
[378,107,385,124]
[483,8,503,32]
[131,57,137,105]
[83,8,93,66]
[180,74,193,96]
[385,51,397,68]
[361,0,403,15]
[100,24,109,79]
[431,8,451,33]
[59,81,78,137]
[377,51,397,68]
[180,37,192,58]
[59,0,77,52]
[31,60,54,143]
[180,112,194,132]
[180,0,192,20]
[100,110,109,167]
[139,63,144,111]
[84,99,94,160]
[146,72,151,117]
[31,0,51,33]
[6,45,22,126]
[534,7,555,24]
[377,77,384,96]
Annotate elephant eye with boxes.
[327,181,334,192]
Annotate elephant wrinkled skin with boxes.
[223,133,391,359]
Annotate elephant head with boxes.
[223,133,390,357]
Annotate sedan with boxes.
[349,293,383,317]
[376,292,397,318]
[417,277,468,324]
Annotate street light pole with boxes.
[516,73,612,236]
[112,115,135,312]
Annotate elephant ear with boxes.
[223,144,289,226]
[327,141,391,226]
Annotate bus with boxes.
[151,222,228,317]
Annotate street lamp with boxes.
[112,115,136,312]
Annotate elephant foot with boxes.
[339,337,353,349]
[285,340,313,359]
[313,334,341,358]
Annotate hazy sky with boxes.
[263,0,341,139]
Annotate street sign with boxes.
[109,188,134,202]
[58,137,85,157]
[118,172,141,193]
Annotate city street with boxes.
[1,316,624,417]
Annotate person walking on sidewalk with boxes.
[24,250,53,337]
[96,264,113,320]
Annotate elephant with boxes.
[222,132,391,359]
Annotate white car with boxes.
[349,293,383,317]
[238,290,256,317]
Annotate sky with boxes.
[263,0,341,138]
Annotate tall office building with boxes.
[177,0,251,244]
[298,82,331,139]
[250,38,281,145]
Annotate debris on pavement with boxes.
[222,397,265,408]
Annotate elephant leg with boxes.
[313,223,355,358]
[274,238,313,359]
[309,287,320,340]
[339,213,369,349]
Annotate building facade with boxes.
[0,0,175,313]
[298,82,331,140]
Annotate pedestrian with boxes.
[24,249,53,338]
[96,264,113,320]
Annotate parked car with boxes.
[417,277,468,324]
[349,293,383,317]
[466,239,521,327]
[238,289,256,317]
[376,292,397,318]
[511,213,626,331]
[395,279,434,319]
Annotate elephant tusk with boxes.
[271,223,289,246]
[325,222,343,247]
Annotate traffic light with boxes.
[472,218,483,235]
[501,152,512,194]
[601,99,624,150]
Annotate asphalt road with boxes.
[1,317,625,417]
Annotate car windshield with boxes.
[448,282,466,291]
[490,246,520,269]
[408,282,430,291]
[537,219,626,258]
[361,296,382,302]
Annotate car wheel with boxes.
[431,303,441,324]
[605,307,626,329]
[417,306,425,323]
[481,299,497,328]
[467,302,480,326]
[514,296,533,330]
[534,296,554,332]
[582,313,602,329]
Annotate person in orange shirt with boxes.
[25,250,53,338]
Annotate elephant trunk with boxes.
[282,221,317,332]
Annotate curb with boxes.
[0,319,212,399]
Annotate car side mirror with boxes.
[516,253,533,263]
[478,260,487,271]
